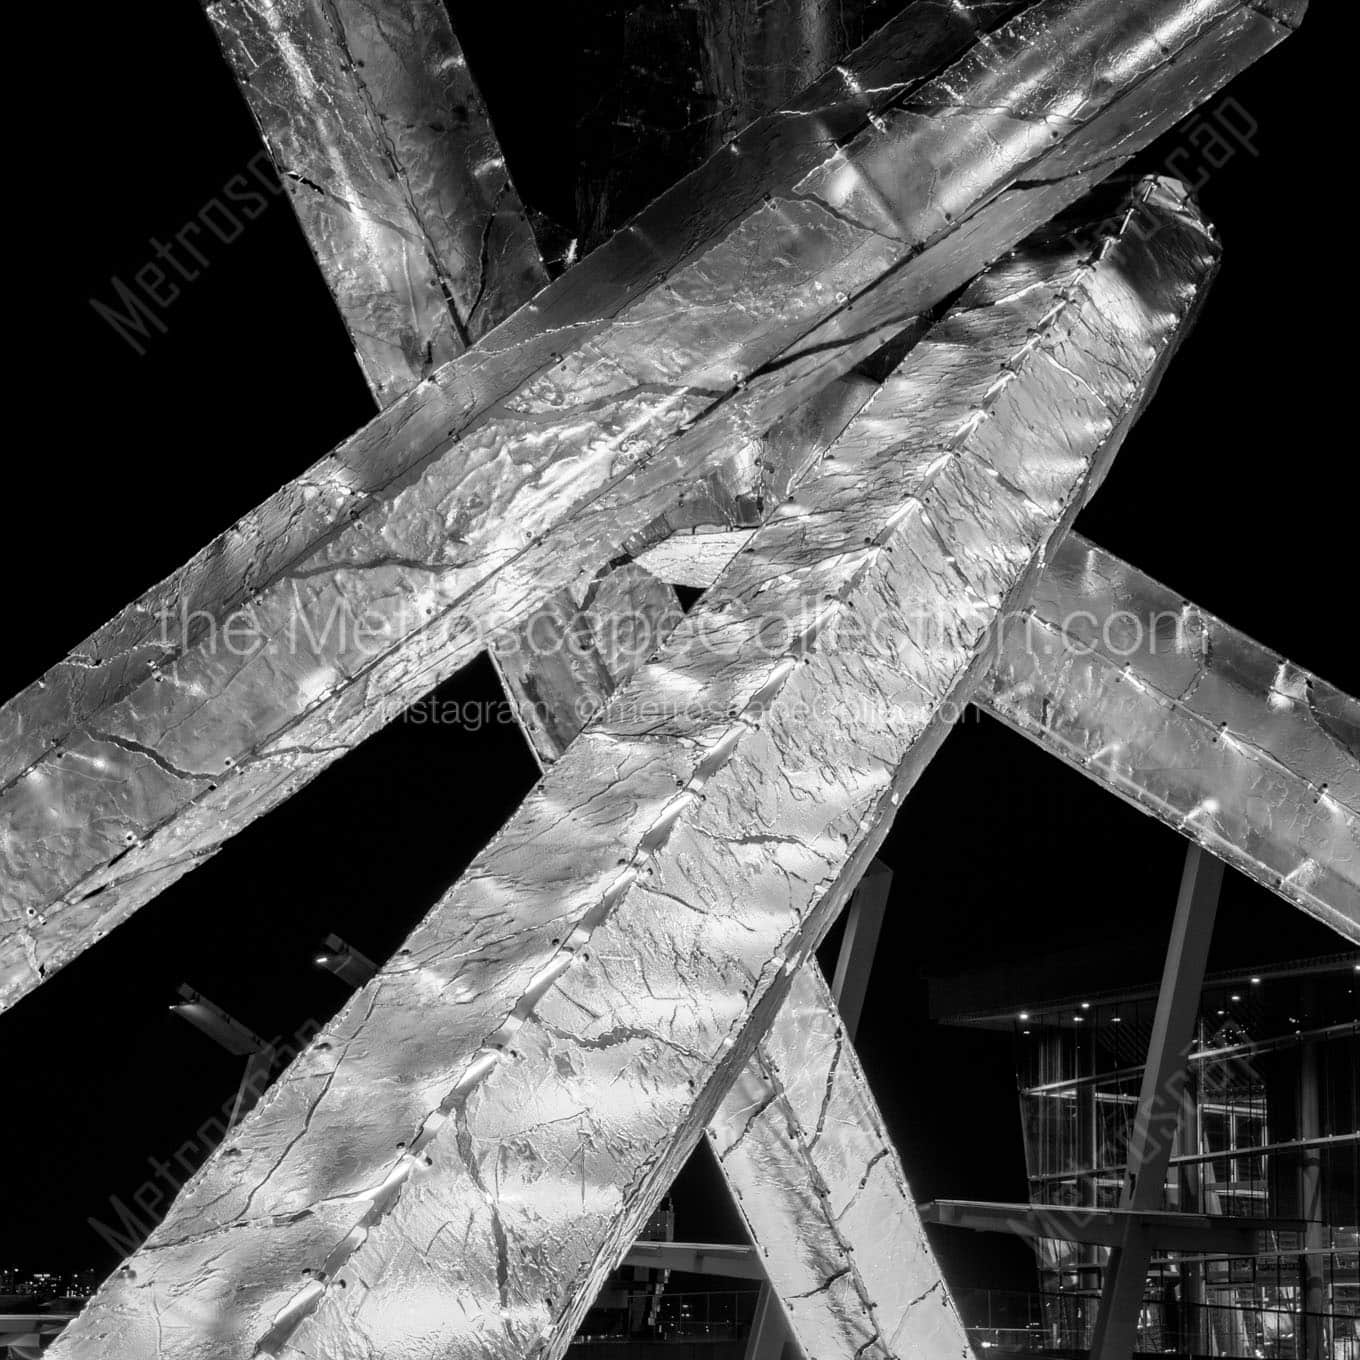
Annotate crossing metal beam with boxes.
[50,175,1219,1360]
[642,525,1359,943]
[1,0,1301,1015]
[980,535,1360,942]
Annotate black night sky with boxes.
[3,0,1352,1306]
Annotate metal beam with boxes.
[313,934,379,990]
[50,176,1219,1360]
[713,961,970,1360]
[621,1242,764,1280]
[200,0,546,403]
[919,1199,1276,1254]
[981,534,1360,942]
[745,1283,796,1360]
[169,985,266,1058]
[640,522,1360,942]
[2,0,1301,1015]
[1090,843,1225,1360]
[831,859,890,1040]
[170,985,278,1128]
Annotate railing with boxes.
[956,1288,1360,1357]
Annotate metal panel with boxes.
[713,963,970,1359]
[49,175,1219,1360]
[980,534,1360,942]
[1,0,1298,1012]
[202,0,546,403]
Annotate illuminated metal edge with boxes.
[978,534,1360,942]
[0,0,1296,1010]
[629,524,1359,940]
[49,177,1219,1360]
[202,0,546,404]
[710,962,969,1359]
[494,356,903,764]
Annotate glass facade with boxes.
[1010,957,1358,1357]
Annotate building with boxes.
[931,951,1358,1357]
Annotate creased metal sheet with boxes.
[48,176,1219,1360]
[634,524,1359,940]
[202,0,546,403]
[697,0,904,155]
[712,963,967,1359]
[1,0,1299,1012]
[492,564,686,764]
[980,534,1360,942]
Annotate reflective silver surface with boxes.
[981,534,1360,941]
[712,962,970,1359]
[492,564,685,764]
[1,0,1298,1013]
[641,520,1359,941]
[48,177,1218,1360]
[203,0,546,403]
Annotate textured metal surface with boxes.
[492,564,685,764]
[980,534,1360,942]
[712,963,968,1360]
[697,0,905,153]
[1,0,1298,1013]
[49,176,1219,1360]
[637,519,1360,939]
[203,0,546,404]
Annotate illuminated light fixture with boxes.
[1231,994,1242,1002]
[1081,1001,1091,1010]
[1111,1015,1122,1024]
[1217,1009,1225,1016]
[1073,1015,1085,1023]
[1018,1012,1030,1021]
[315,955,329,966]
[1251,976,1262,985]
[1022,1029,1031,1037]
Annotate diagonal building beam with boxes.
[979,535,1360,942]
[201,0,546,404]
[0,0,1302,1014]
[50,175,1220,1360]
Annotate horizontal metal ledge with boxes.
[620,1242,764,1280]
[918,1200,1298,1253]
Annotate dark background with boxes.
[4,0,1351,1301]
